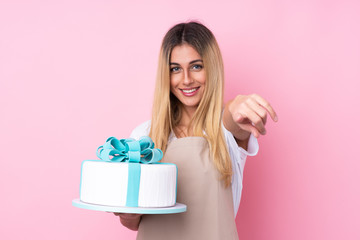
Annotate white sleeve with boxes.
[222,123,259,217]
[130,120,151,140]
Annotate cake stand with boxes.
[72,199,187,214]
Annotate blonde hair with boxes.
[149,22,232,187]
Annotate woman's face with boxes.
[170,44,206,112]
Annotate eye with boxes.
[191,64,203,71]
[170,67,180,73]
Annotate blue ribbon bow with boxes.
[96,136,163,207]
[96,136,163,164]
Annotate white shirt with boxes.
[130,120,259,217]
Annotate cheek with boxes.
[200,74,206,85]
[194,71,206,85]
[170,74,180,88]
[170,77,177,94]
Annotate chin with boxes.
[183,102,200,109]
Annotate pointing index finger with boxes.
[252,94,278,122]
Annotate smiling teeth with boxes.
[182,88,197,93]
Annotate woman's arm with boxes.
[223,94,278,148]
[113,213,143,231]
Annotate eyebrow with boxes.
[170,59,203,65]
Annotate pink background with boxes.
[1,0,359,239]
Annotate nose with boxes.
[183,69,194,85]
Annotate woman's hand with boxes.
[113,213,143,231]
[223,94,278,145]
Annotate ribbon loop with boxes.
[97,136,163,163]
[126,141,141,152]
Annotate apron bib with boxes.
[137,137,238,240]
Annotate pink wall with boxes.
[1,0,359,239]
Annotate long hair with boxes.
[149,21,232,187]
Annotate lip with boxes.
[179,87,200,97]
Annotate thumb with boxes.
[234,112,245,123]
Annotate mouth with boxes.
[180,87,200,96]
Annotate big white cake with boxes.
[80,160,177,208]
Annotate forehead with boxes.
[170,44,201,63]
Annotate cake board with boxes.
[72,199,187,214]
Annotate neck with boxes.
[174,105,197,138]
[179,105,197,127]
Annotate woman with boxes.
[115,21,277,239]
